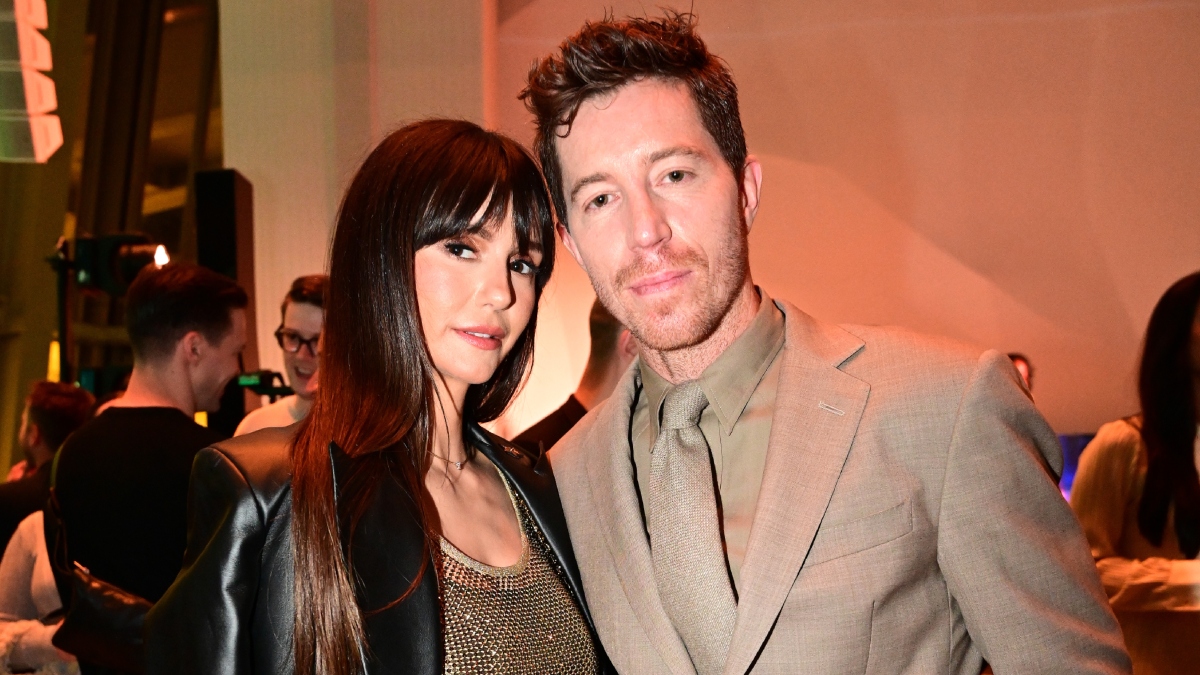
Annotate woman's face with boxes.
[414,212,542,401]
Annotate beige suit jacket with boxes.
[549,301,1129,674]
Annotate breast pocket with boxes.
[805,500,913,568]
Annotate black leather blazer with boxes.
[144,423,612,674]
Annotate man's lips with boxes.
[628,269,691,296]
[455,326,505,351]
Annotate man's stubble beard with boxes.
[597,213,750,354]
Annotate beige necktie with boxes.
[647,380,737,675]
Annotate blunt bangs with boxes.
[412,128,555,289]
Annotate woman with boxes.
[1071,270,1200,675]
[145,120,609,674]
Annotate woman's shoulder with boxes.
[197,425,295,509]
[1091,417,1145,450]
[1083,416,1147,468]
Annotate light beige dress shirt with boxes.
[631,288,785,590]
[1070,417,1200,675]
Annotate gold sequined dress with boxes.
[438,473,598,674]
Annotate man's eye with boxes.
[667,170,687,182]
[590,194,610,209]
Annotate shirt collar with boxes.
[638,287,785,439]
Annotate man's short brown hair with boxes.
[126,263,248,361]
[26,381,95,451]
[521,12,747,226]
[279,274,329,322]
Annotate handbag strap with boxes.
[44,450,76,608]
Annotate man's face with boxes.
[280,301,323,399]
[192,308,248,412]
[555,79,761,352]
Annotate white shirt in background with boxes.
[234,395,308,436]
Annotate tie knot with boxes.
[661,380,708,430]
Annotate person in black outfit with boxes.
[515,298,636,452]
[145,120,610,674]
[53,263,247,673]
[0,381,93,551]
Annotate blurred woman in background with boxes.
[1071,270,1200,675]
[144,119,608,674]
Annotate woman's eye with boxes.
[510,259,538,276]
[445,242,476,258]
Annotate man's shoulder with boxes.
[0,470,46,507]
[513,397,585,452]
[64,407,223,452]
[774,301,1003,416]
[836,322,984,373]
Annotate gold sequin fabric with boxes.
[439,476,598,674]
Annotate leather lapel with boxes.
[470,425,594,627]
[330,443,442,675]
[722,302,870,675]
[585,368,695,674]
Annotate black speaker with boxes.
[194,169,260,436]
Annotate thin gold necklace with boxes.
[430,450,467,471]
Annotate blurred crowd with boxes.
[1,254,1196,674]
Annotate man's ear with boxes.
[23,421,42,449]
[557,222,585,267]
[178,331,206,366]
[618,328,638,359]
[741,155,764,232]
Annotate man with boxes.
[235,274,326,435]
[0,381,93,550]
[54,263,246,616]
[522,14,1129,675]
[515,298,636,452]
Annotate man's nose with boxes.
[626,186,671,250]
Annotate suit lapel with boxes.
[723,302,870,675]
[585,368,696,674]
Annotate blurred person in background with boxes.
[0,382,93,552]
[53,263,246,675]
[0,510,77,675]
[1008,352,1034,393]
[1071,270,1200,675]
[235,274,327,436]
[515,298,636,452]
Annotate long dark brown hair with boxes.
[289,119,555,674]
[1136,270,1200,558]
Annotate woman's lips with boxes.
[629,269,691,296]
[455,328,504,350]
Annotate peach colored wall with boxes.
[221,1,1200,437]
[494,0,1200,435]
[219,0,490,384]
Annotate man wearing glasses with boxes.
[235,274,327,436]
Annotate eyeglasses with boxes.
[274,327,320,356]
